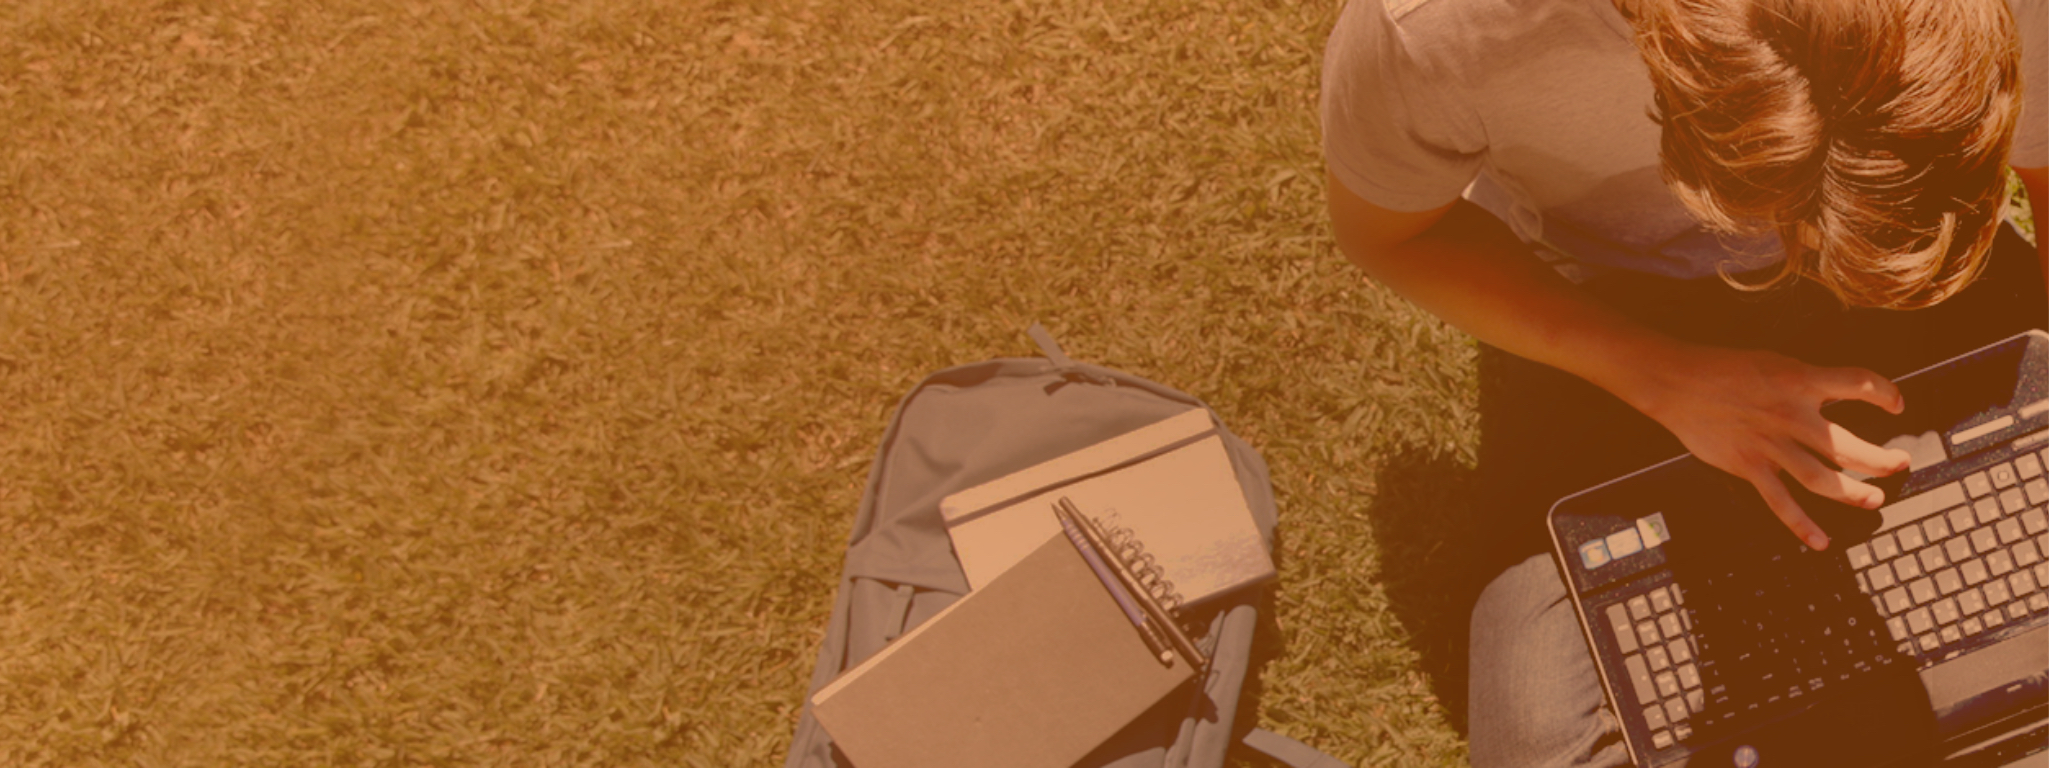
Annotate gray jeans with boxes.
[1468,553,1629,768]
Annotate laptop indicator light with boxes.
[1733,744,1760,768]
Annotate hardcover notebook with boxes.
[941,408,1274,606]
[808,530,1197,768]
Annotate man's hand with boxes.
[1615,344,1913,551]
[1327,172,1915,551]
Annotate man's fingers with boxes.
[1812,366,1905,414]
[1817,422,1913,481]
[1747,469,1831,551]
[1773,441,1887,509]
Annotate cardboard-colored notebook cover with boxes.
[809,535,1196,768]
[942,408,1274,605]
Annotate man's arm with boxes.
[2014,166,2048,300]
[1328,171,1910,550]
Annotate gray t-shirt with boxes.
[1322,0,2049,279]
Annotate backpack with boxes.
[783,325,1349,768]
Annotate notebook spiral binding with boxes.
[1098,512,1187,617]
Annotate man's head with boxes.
[1628,0,2022,309]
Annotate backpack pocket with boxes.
[840,577,961,671]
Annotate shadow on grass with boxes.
[1227,529,1290,768]
[1356,446,1492,738]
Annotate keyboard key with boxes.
[2037,561,2049,586]
[1656,671,1681,698]
[1887,616,1911,641]
[2025,509,2048,535]
[1650,587,1674,614]
[1940,625,1962,647]
[1653,730,1675,750]
[1998,518,2025,545]
[1924,515,1953,543]
[1934,569,1967,598]
[2032,593,2049,613]
[1914,576,1943,603]
[1872,533,1901,561]
[1629,595,1653,621]
[2017,541,2042,567]
[1961,616,1985,636]
[1932,597,1961,625]
[1659,614,1682,639]
[1966,472,1994,498]
[1894,555,1924,582]
[1678,663,1701,690]
[1973,527,2000,554]
[1638,621,1661,647]
[1976,499,2003,527]
[1897,525,1928,551]
[2000,489,2027,515]
[1668,638,1693,664]
[1687,690,1704,715]
[1648,645,1671,671]
[1609,604,1639,653]
[1919,546,1949,573]
[1947,536,1975,563]
[1626,654,1657,703]
[1868,564,1898,591]
[1848,542,1876,569]
[1962,560,1990,586]
[2022,454,2045,480]
[1985,579,2012,606]
[1991,463,2018,490]
[1884,587,1912,614]
[1989,550,2015,576]
[2028,479,2049,507]
[1957,588,1986,616]
[1918,632,1940,653]
[1666,696,1689,723]
[2010,603,2032,622]
[1907,606,1935,634]
[1985,608,2006,629]
[2012,569,2039,596]
[1645,703,1669,730]
[1950,506,1978,534]
[1671,585,1684,605]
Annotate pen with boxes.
[1054,504,1176,666]
[1058,497,1209,671]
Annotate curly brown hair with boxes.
[1628,0,2023,309]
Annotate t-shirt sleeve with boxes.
[2015,0,2047,169]
[1320,0,1487,211]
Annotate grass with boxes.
[0,0,2036,766]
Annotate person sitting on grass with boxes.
[1320,0,2045,765]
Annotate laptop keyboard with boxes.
[1605,443,2049,754]
[1602,581,1706,749]
[1848,450,2049,662]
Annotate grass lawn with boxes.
[0,0,2035,766]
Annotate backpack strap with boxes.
[1240,728,1352,768]
[1026,322,1077,369]
[1028,322,1121,389]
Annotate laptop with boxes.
[1549,329,2049,768]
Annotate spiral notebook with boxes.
[941,408,1275,606]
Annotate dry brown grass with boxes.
[0,0,1478,764]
